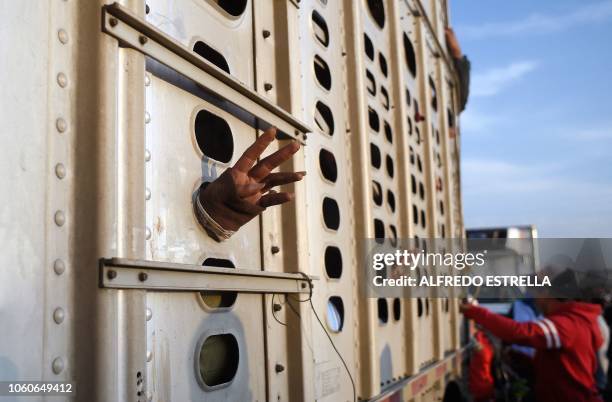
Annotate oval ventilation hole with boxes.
[407,117,413,136]
[411,175,417,194]
[197,333,239,387]
[368,106,380,132]
[193,41,230,74]
[417,298,424,317]
[380,87,390,110]
[325,246,342,279]
[367,0,386,29]
[323,197,340,230]
[441,224,446,238]
[429,76,438,112]
[392,298,401,321]
[314,55,332,91]
[319,148,338,183]
[439,200,445,215]
[420,209,426,229]
[370,143,381,169]
[447,108,455,128]
[374,218,385,244]
[383,120,392,142]
[314,101,334,136]
[327,296,345,332]
[406,87,412,107]
[389,224,397,247]
[195,110,234,163]
[366,69,377,96]
[385,155,394,178]
[200,258,237,309]
[417,155,423,172]
[409,146,415,165]
[378,298,389,324]
[387,190,395,212]
[311,10,329,47]
[403,33,417,77]
[425,298,430,316]
[436,130,440,145]
[445,298,450,313]
[364,33,374,60]
[372,180,383,206]
[419,182,425,200]
[378,53,388,77]
[215,0,248,17]
[412,204,419,225]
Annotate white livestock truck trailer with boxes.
[0,0,467,401]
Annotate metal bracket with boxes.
[99,258,311,294]
[101,2,310,143]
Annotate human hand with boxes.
[196,127,305,237]
[445,27,463,59]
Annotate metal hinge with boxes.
[101,2,310,143]
[99,258,311,294]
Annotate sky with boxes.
[450,0,612,237]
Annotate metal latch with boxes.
[99,258,311,294]
[101,2,311,143]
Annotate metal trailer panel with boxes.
[297,1,360,401]
[0,0,465,401]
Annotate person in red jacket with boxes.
[469,329,495,402]
[461,298,604,402]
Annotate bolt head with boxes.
[107,270,117,280]
[139,272,148,282]
[54,210,66,227]
[53,259,66,275]
[52,357,64,374]
[53,308,65,324]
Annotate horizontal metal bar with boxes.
[365,344,471,402]
[102,3,310,143]
[99,258,311,294]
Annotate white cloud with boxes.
[459,1,612,39]
[472,60,538,97]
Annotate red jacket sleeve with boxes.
[464,305,552,349]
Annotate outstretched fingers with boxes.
[233,127,277,173]
[249,141,301,181]
[262,171,306,191]
[258,191,295,208]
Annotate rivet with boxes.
[145,111,151,124]
[145,188,151,201]
[262,30,271,38]
[52,357,64,374]
[264,83,273,91]
[54,210,66,227]
[53,308,65,324]
[273,303,282,312]
[146,308,152,321]
[145,149,151,162]
[53,259,66,275]
[275,363,285,373]
[139,35,148,45]
[107,270,117,280]
[58,29,69,44]
[146,227,151,240]
[55,163,66,179]
[109,17,118,27]
[145,4,150,14]
[146,350,153,362]
[56,118,67,133]
[138,272,148,282]
[57,72,68,88]
[145,74,151,87]
[271,246,280,254]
